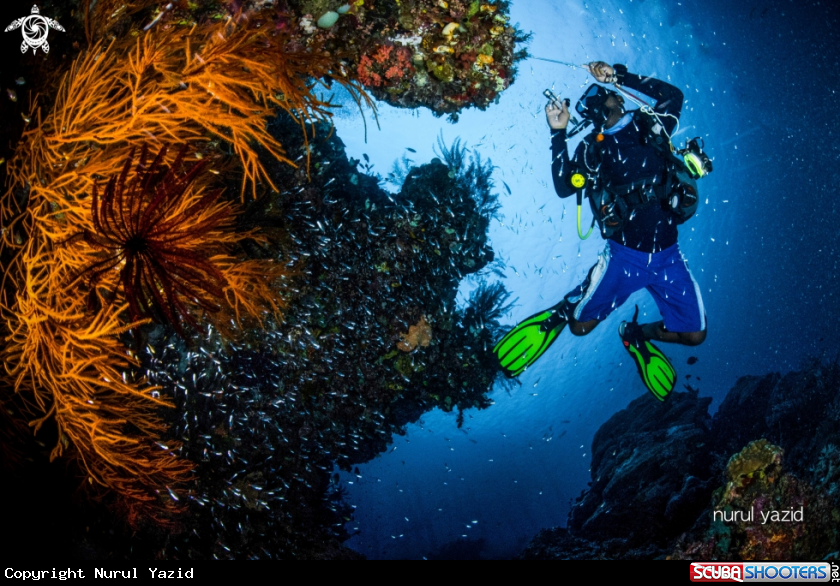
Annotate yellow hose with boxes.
[577,204,594,240]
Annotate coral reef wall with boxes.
[1,102,512,559]
[286,0,529,119]
[520,360,840,560]
[0,0,522,558]
[0,4,364,528]
[124,118,512,558]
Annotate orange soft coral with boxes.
[0,11,368,525]
[372,44,393,64]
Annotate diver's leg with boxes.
[565,242,639,337]
[643,245,707,346]
[569,317,601,336]
[641,320,707,346]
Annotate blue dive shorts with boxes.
[565,241,706,333]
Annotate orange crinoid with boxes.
[0,11,370,524]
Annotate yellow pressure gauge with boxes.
[570,173,586,189]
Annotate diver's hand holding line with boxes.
[545,60,614,131]
[586,61,617,84]
[545,100,570,130]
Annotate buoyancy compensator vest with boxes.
[570,109,711,239]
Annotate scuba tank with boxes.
[659,136,710,224]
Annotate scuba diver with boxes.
[494,61,712,400]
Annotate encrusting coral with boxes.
[724,438,783,497]
[397,315,433,352]
[0,9,370,524]
[289,0,528,117]
[671,439,840,561]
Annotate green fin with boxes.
[624,340,676,400]
[620,305,676,400]
[493,301,568,378]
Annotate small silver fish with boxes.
[15,77,25,86]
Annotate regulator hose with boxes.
[576,191,594,240]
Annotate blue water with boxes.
[329,0,840,559]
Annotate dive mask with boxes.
[575,84,617,126]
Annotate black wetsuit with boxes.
[551,66,685,253]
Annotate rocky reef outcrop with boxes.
[285,0,530,118]
[670,439,839,560]
[520,360,840,560]
[568,390,715,547]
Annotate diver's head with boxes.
[576,84,625,129]
[604,92,625,117]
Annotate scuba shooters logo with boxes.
[5,5,64,55]
[691,564,744,583]
[690,562,835,583]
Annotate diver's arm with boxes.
[550,130,584,199]
[613,64,684,133]
[546,100,577,199]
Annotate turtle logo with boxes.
[5,5,65,55]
